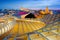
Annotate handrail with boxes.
[38,21,60,32]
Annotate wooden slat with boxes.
[22,21,29,33]
[30,22,39,31]
[19,21,24,34]
[31,22,39,30]
[28,22,36,31]
[27,22,35,32]
[10,23,18,34]
[34,23,41,29]
[25,22,33,32]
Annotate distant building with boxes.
[35,6,53,18]
[19,6,53,18]
[20,7,30,12]
[39,6,53,15]
[45,6,49,14]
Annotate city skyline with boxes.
[0,0,60,9]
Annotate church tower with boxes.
[45,6,49,14]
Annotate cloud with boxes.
[21,0,60,9]
[0,0,60,9]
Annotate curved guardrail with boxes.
[38,21,60,32]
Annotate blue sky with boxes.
[0,0,60,9]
